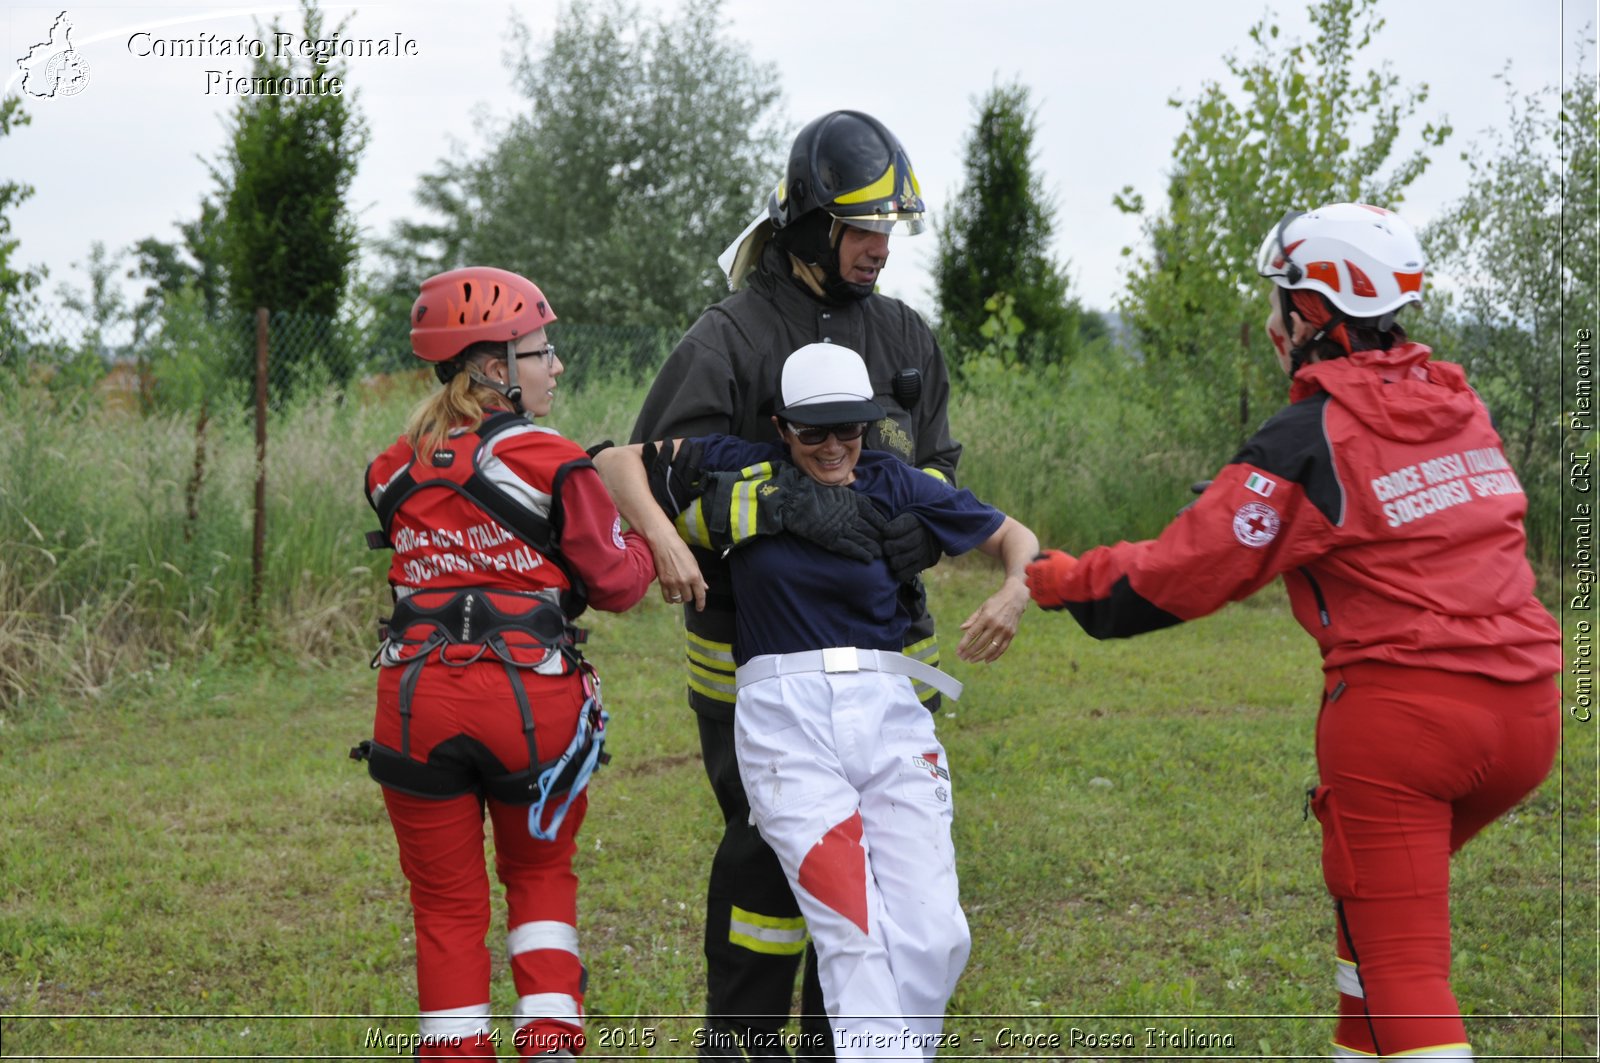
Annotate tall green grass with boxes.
[0,360,1199,714]
[0,353,1562,712]
[949,351,1219,550]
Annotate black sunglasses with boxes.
[515,342,557,368]
[783,421,869,446]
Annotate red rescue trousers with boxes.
[1311,662,1558,1059]
[377,653,590,1059]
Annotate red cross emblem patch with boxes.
[1232,501,1281,548]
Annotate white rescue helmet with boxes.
[1255,203,1425,324]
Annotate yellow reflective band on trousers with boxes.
[687,630,737,704]
[728,905,808,956]
[904,635,941,703]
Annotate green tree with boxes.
[1116,0,1448,454]
[935,80,1082,367]
[1420,48,1595,563]
[123,200,235,412]
[131,198,228,333]
[391,0,785,329]
[1560,52,1598,360]
[58,241,129,356]
[211,0,367,379]
[0,96,43,370]
[48,242,129,391]
[0,97,39,308]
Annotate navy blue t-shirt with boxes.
[686,436,1004,664]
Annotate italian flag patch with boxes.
[1244,472,1276,498]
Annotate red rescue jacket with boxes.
[366,411,654,614]
[1061,343,1560,682]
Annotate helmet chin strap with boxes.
[821,217,875,303]
[774,212,874,303]
[1283,289,1354,376]
[467,340,524,409]
[502,340,523,407]
[1283,289,1316,376]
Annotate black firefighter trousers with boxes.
[698,713,834,1062]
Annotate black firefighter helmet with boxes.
[767,110,926,301]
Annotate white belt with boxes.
[735,647,963,701]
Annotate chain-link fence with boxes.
[0,299,679,413]
[0,298,681,619]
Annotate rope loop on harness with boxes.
[526,663,609,842]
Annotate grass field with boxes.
[1,562,1593,1060]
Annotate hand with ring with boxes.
[956,580,1028,664]
[646,536,707,610]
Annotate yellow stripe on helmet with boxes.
[832,163,896,206]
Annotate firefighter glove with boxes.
[881,512,942,584]
[767,463,885,563]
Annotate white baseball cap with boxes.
[776,343,885,424]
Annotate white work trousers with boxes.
[734,667,970,1061]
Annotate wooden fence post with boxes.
[252,307,268,617]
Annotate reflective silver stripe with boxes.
[728,910,808,953]
[675,501,712,548]
[903,637,940,701]
[1335,957,1364,998]
[687,631,738,701]
[515,992,583,1026]
[508,920,580,958]
[419,1002,492,1037]
[370,460,413,509]
[686,630,735,664]
[736,648,963,700]
[1331,1048,1376,1061]
[689,667,739,699]
[478,426,557,517]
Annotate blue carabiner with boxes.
[526,704,609,842]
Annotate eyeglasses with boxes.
[517,343,557,368]
[783,421,868,446]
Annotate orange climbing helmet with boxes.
[409,267,557,364]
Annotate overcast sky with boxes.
[3,0,1594,324]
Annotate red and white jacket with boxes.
[1061,343,1560,682]
[366,413,654,613]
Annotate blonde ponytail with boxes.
[404,353,510,457]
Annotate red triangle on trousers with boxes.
[797,811,869,936]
